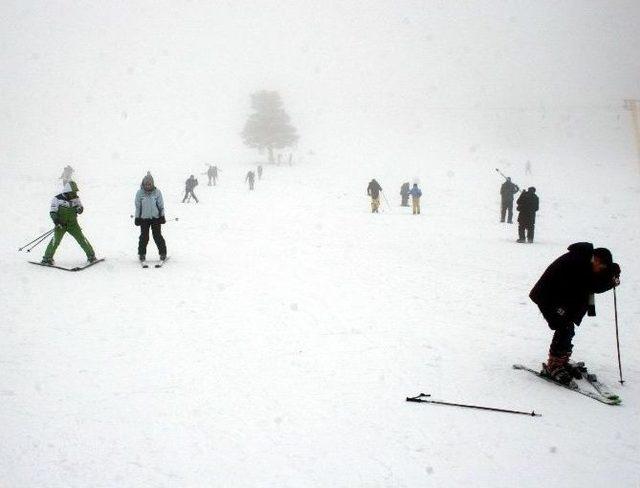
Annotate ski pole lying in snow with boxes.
[613,287,625,385]
[406,393,541,417]
[18,228,55,252]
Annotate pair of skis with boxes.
[29,258,105,272]
[141,256,169,269]
[513,363,621,405]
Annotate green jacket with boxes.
[50,193,83,225]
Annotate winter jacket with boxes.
[529,242,617,325]
[50,193,83,225]
[367,180,382,198]
[185,177,198,190]
[135,188,165,219]
[409,186,422,198]
[500,180,519,202]
[517,190,539,224]
[400,183,410,196]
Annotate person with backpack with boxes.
[182,175,199,203]
[134,172,167,262]
[41,180,96,265]
[409,183,422,215]
[529,243,621,385]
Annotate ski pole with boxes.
[24,230,56,253]
[130,215,179,222]
[613,287,625,385]
[406,393,541,417]
[382,191,392,210]
[495,168,508,180]
[18,228,55,251]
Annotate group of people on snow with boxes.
[366,179,422,215]
[499,175,539,243]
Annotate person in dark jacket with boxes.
[400,182,410,207]
[182,175,199,203]
[500,177,519,223]
[367,179,382,213]
[516,187,539,243]
[529,243,621,384]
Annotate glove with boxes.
[55,222,66,229]
[555,307,566,317]
[75,206,84,214]
[134,218,142,226]
[159,215,166,224]
[611,263,621,286]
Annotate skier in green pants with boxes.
[42,181,96,265]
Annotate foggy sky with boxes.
[2,1,639,168]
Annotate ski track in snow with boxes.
[1,159,639,487]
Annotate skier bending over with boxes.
[529,242,620,385]
[182,175,199,203]
[41,181,96,265]
[135,172,167,262]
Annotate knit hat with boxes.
[593,247,613,266]
[141,172,155,190]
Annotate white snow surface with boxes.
[1,156,639,487]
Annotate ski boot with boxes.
[87,256,97,264]
[565,361,587,380]
[139,255,146,262]
[41,257,54,265]
[542,363,574,386]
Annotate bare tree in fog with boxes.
[241,90,299,164]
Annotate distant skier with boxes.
[529,243,621,385]
[409,183,422,215]
[206,165,219,186]
[525,160,532,175]
[182,175,199,203]
[367,179,382,213]
[500,177,519,223]
[257,165,263,180]
[41,180,96,265]
[245,171,255,190]
[59,165,74,185]
[134,172,167,262]
[400,182,410,207]
[516,187,539,243]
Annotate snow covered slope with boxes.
[1,152,638,487]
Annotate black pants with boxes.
[501,201,513,222]
[542,307,575,357]
[518,223,535,242]
[138,220,167,257]
[183,189,198,202]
